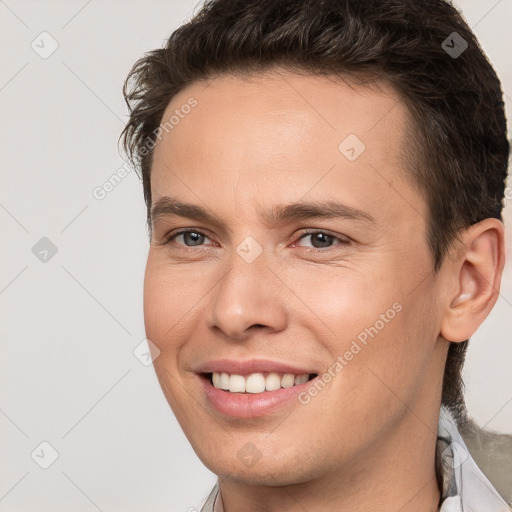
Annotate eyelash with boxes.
[160,229,351,252]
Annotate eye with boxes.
[165,230,213,247]
[159,229,350,251]
[295,230,350,250]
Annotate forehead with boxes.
[150,69,424,228]
[154,70,408,164]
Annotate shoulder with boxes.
[459,418,512,506]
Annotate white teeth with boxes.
[281,374,295,388]
[211,371,311,393]
[245,373,266,393]
[219,372,230,390]
[229,374,246,393]
[265,372,281,391]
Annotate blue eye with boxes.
[161,229,349,251]
[167,230,212,247]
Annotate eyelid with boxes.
[294,229,351,249]
[160,228,351,250]
[155,228,211,247]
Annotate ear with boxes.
[440,218,505,343]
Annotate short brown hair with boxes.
[120,0,509,422]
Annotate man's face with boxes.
[144,71,448,484]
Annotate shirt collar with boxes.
[437,406,508,511]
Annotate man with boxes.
[121,0,510,510]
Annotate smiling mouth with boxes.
[202,371,318,394]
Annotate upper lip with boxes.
[194,359,317,376]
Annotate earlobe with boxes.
[440,219,505,343]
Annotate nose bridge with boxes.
[209,242,287,338]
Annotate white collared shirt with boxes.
[200,406,509,511]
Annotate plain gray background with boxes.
[1,1,511,510]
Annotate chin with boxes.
[197,447,323,487]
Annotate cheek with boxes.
[278,263,399,344]
[281,264,433,397]
[330,292,439,416]
[142,258,192,353]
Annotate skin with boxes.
[143,70,505,511]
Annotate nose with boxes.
[208,252,288,340]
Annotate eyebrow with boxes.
[150,196,375,228]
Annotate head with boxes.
[121,0,508,489]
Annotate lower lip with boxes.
[200,375,314,418]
